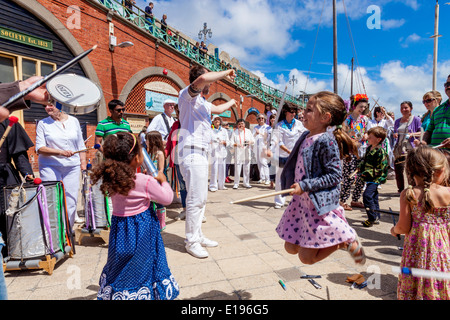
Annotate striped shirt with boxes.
[95,116,131,138]
[427,99,450,149]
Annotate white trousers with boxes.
[274,165,285,206]
[256,157,270,182]
[234,160,250,187]
[39,165,81,228]
[180,153,209,246]
[209,156,226,189]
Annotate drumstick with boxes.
[433,143,446,149]
[0,116,19,150]
[73,144,101,154]
[231,188,296,204]
[392,266,450,281]
[349,169,359,179]
[2,45,98,109]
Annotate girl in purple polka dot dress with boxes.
[276,91,366,265]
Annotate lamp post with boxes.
[289,75,298,97]
[198,22,212,42]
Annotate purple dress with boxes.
[276,133,356,249]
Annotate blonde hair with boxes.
[309,91,357,159]
[405,146,450,212]
[421,90,442,122]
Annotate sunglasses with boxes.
[423,98,435,104]
[445,82,450,88]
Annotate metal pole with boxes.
[350,57,354,97]
[432,1,439,91]
[333,0,338,94]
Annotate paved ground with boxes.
[3,177,403,301]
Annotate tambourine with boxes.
[46,74,102,115]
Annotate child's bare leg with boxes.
[284,241,300,255]
[297,245,340,265]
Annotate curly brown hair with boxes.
[91,132,141,197]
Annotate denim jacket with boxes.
[281,131,342,216]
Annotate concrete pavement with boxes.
[3,178,403,300]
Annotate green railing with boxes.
[97,0,305,108]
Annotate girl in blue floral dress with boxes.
[92,132,179,300]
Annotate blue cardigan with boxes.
[280,131,343,216]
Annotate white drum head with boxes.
[46,74,102,115]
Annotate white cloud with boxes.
[381,18,405,30]
[399,33,422,48]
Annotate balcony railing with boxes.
[97,0,306,108]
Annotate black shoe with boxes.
[362,219,379,227]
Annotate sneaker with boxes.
[362,219,379,228]
[176,210,186,220]
[264,180,271,185]
[243,184,252,188]
[201,237,218,247]
[258,179,264,184]
[219,186,228,190]
[233,185,238,189]
[225,177,231,183]
[274,204,282,209]
[209,188,217,192]
[202,215,207,223]
[186,242,208,259]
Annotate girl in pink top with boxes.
[92,132,179,300]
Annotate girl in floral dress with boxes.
[391,146,450,300]
[276,91,366,265]
[340,94,370,211]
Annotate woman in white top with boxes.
[209,116,229,191]
[271,103,306,208]
[36,104,87,228]
[252,113,271,185]
[232,119,254,189]
[368,106,395,170]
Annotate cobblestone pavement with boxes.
[4,178,403,300]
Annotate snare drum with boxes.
[46,73,102,115]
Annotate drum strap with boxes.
[37,185,55,255]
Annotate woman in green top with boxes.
[421,90,442,131]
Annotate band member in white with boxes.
[209,116,229,192]
[177,65,236,259]
[252,113,271,185]
[272,103,306,209]
[232,119,255,189]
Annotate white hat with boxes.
[163,98,176,105]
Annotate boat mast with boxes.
[333,0,338,94]
[432,1,441,91]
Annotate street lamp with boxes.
[289,75,298,96]
[109,37,134,52]
[198,22,212,42]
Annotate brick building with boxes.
[0,0,302,174]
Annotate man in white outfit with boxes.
[209,116,229,192]
[178,65,236,259]
[147,98,176,144]
[252,113,271,185]
[232,119,254,189]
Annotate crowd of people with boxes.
[0,71,449,301]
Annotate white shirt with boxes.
[177,87,212,154]
[36,115,86,167]
[252,123,271,154]
[272,119,306,158]
[210,126,229,158]
[146,112,175,140]
[231,128,254,163]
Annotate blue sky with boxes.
[135,0,450,117]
